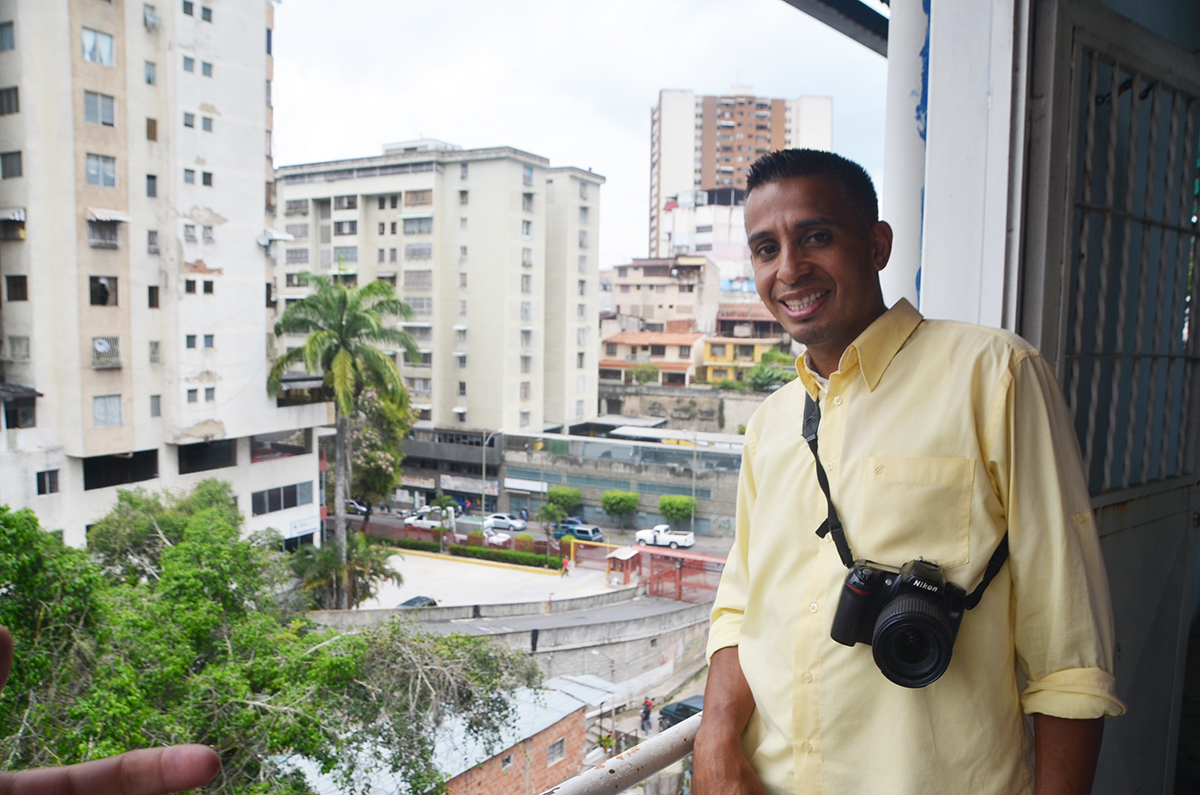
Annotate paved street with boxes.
[417,594,690,637]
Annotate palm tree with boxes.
[289,533,403,609]
[268,274,417,609]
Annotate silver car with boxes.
[483,513,527,532]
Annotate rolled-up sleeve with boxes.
[990,353,1126,719]
[707,426,758,659]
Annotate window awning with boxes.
[0,208,25,222]
[279,375,325,391]
[263,227,295,242]
[452,406,467,413]
[86,207,132,222]
[452,324,467,331]
[0,383,42,402]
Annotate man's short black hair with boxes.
[745,149,879,231]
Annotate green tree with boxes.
[629,362,660,385]
[268,274,418,609]
[658,494,697,526]
[535,501,567,530]
[289,532,403,609]
[545,486,582,516]
[350,386,414,511]
[601,490,640,528]
[0,483,538,794]
[745,348,798,392]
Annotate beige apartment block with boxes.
[648,87,832,257]
[609,256,720,334]
[0,0,326,545]
[275,141,605,434]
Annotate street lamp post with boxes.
[690,429,698,536]
[481,428,504,518]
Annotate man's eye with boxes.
[807,232,831,244]
[755,244,779,258]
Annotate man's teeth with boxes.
[785,292,826,311]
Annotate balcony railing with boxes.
[541,712,700,795]
[91,336,121,369]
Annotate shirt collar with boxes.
[793,298,923,398]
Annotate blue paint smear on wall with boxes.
[916,0,931,142]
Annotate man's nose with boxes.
[775,242,811,285]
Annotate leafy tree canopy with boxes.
[658,494,697,525]
[545,486,582,516]
[629,362,659,385]
[601,490,640,528]
[350,385,414,506]
[1,482,538,794]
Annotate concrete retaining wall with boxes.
[307,585,643,629]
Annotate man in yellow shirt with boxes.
[694,150,1124,795]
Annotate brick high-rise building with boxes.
[648,87,832,257]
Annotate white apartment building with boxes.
[663,188,751,280]
[0,0,327,546]
[274,141,605,433]
[648,87,832,257]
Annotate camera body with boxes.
[830,558,967,688]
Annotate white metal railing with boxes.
[541,712,699,795]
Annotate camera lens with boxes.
[872,593,955,688]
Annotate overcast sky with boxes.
[272,0,888,269]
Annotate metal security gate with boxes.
[1022,2,1200,793]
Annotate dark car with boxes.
[397,596,437,608]
[552,517,604,542]
[658,695,704,731]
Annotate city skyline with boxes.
[272,0,888,269]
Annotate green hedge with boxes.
[374,537,441,553]
[450,545,561,570]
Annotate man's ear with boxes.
[869,221,894,273]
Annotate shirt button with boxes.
[825,461,834,471]
[833,396,842,406]
[809,602,818,613]
[803,672,813,683]
[801,742,814,753]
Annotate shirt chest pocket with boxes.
[854,456,974,568]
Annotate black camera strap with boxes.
[802,392,1009,609]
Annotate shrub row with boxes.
[375,537,441,553]
[450,545,561,570]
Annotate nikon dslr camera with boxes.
[830,558,966,688]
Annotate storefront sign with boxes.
[441,474,499,496]
[287,516,321,539]
[400,475,437,490]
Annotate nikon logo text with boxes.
[912,579,938,593]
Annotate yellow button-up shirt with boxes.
[707,299,1125,795]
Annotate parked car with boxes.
[635,524,695,549]
[552,517,604,542]
[658,695,704,730]
[482,528,512,548]
[404,504,451,530]
[344,499,369,516]
[397,595,437,608]
[483,513,527,532]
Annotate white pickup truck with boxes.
[404,505,453,530]
[635,524,695,549]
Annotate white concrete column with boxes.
[879,0,930,309]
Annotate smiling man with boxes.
[693,150,1124,795]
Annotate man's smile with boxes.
[779,289,830,320]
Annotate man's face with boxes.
[745,175,891,372]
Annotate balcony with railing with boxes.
[91,336,121,369]
[540,713,700,795]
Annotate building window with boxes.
[459,189,468,205]
[521,274,532,293]
[5,275,26,301]
[183,55,194,72]
[578,303,587,318]
[183,111,195,128]
[457,328,468,343]
[283,223,310,240]
[183,1,193,14]
[184,224,198,243]
[577,351,585,368]
[201,5,212,21]
[187,388,197,402]
[580,206,589,224]
[523,165,534,186]
[405,296,432,315]
[201,61,212,77]
[146,174,157,197]
[148,285,159,308]
[150,394,161,417]
[404,217,433,235]
[5,397,34,429]
[522,193,533,212]
[457,412,466,424]
[577,328,588,346]
[185,335,196,348]
[36,469,58,495]
[149,340,160,363]
[390,194,398,209]
[576,399,586,418]
[520,410,530,427]
[377,248,385,263]
[547,738,565,765]
[0,87,18,116]
[521,219,532,237]
[202,171,212,186]
[459,299,467,316]
[179,440,239,475]
[89,277,117,306]
[579,230,589,248]
[578,280,587,296]
[403,270,432,289]
[333,246,358,263]
[459,217,467,232]
[205,386,215,401]
[145,60,156,84]
[520,301,532,320]
[502,755,512,771]
[0,21,12,51]
[5,337,26,363]
[286,249,308,264]
[405,190,432,206]
[521,330,531,347]
[203,333,214,348]
[265,79,271,105]
[606,343,617,356]
[389,248,397,262]
[82,28,115,66]
[378,221,385,235]
[404,243,432,260]
[650,345,666,357]
[520,382,531,401]
[460,163,468,179]
[184,168,195,184]
[521,354,531,374]
[185,280,196,294]
[457,354,467,369]
[86,153,116,186]
[93,394,122,427]
[580,182,589,200]
[333,195,357,210]
[202,226,213,243]
[390,221,397,234]
[459,245,467,260]
[333,220,357,235]
[85,91,115,126]
[458,381,466,396]
[266,27,272,54]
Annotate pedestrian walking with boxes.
[640,698,653,735]
[561,556,570,577]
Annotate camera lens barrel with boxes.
[872,592,956,688]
